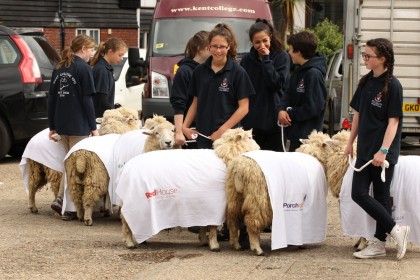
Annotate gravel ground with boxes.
[1,156,419,280]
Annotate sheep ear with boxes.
[324,139,340,146]
[142,129,152,136]
[96,118,103,124]
[300,138,309,144]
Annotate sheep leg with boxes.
[121,213,137,248]
[228,224,241,251]
[208,226,220,252]
[83,206,94,226]
[248,228,264,256]
[354,237,368,251]
[198,227,208,246]
[28,160,46,213]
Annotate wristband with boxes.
[379,147,389,154]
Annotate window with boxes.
[0,39,19,65]
[76,29,100,46]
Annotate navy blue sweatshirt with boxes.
[240,47,290,134]
[170,57,199,116]
[279,52,327,141]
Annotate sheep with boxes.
[64,117,177,226]
[116,128,260,252]
[19,128,66,213]
[225,149,328,256]
[19,107,140,215]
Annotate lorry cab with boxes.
[142,0,273,121]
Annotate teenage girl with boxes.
[240,18,290,151]
[170,31,210,147]
[344,38,410,260]
[182,23,255,149]
[90,37,128,118]
[48,34,98,217]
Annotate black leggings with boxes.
[252,131,285,152]
[351,158,396,241]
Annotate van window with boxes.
[113,57,127,81]
[152,18,255,56]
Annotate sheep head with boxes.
[213,128,260,165]
[98,107,139,135]
[143,121,178,152]
[143,114,167,130]
[296,130,332,170]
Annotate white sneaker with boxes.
[353,238,386,259]
[390,224,410,260]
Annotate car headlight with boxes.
[151,71,169,98]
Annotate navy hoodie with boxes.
[170,57,199,116]
[279,52,327,141]
[240,47,290,134]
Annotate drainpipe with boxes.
[59,0,65,51]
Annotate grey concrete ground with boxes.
[1,156,419,280]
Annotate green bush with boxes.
[310,19,343,63]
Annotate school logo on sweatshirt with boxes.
[53,72,77,97]
[219,77,230,92]
[371,92,383,108]
[297,79,305,93]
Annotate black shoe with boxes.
[217,224,230,241]
[262,226,272,233]
[187,226,200,234]
[61,211,77,221]
[51,196,63,215]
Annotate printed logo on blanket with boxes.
[145,188,178,199]
[283,194,306,211]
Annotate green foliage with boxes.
[310,19,343,62]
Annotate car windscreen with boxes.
[21,36,60,69]
[152,18,255,56]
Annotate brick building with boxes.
[0,0,152,52]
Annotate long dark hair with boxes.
[249,18,284,52]
[208,23,238,59]
[357,38,394,99]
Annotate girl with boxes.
[344,38,409,260]
[48,34,98,217]
[170,31,210,147]
[182,23,255,149]
[240,18,290,151]
[90,37,128,118]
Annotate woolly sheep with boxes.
[64,117,177,226]
[19,107,139,215]
[117,128,260,252]
[225,150,328,256]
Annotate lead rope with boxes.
[346,154,389,182]
[277,121,288,152]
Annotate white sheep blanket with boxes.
[62,134,121,213]
[110,129,148,207]
[116,149,227,244]
[19,128,67,194]
[340,155,420,245]
[243,150,328,250]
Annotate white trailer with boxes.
[325,0,420,137]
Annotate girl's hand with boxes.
[258,46,270,56]
[49,130,59,142]
[278,110,291,126]
[373,150,386,167]
[175,131,186,146]
[210,128,226,142]
[343,143,353,157]
[182,127,197,140]
[91,130,99,137]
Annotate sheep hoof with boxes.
[84,219,93,226]
[29,206,38,213]
[254,249,265,256]
[126,244,136,249]
[210,247,220,252]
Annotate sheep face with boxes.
[149,122,176,150]
[143,114,167,130]
[213,128,260,165]
[99,107,140,135]
[296,130,332,170]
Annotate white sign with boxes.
[141,0,156,8]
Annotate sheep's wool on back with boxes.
[243,150,328,250]
[116,149,227,244]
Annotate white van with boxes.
[113,48,147,113]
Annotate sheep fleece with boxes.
[116,149,227,244]
[242,150,328,249]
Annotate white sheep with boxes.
[64,118,177,226]
[19,107,141,215]
[225,149,328,256]
[116,128,260,252]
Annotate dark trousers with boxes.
[351,158,396,241]
[253,131,285,152]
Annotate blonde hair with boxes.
[56,35,95,69]
[90,37,127,66]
